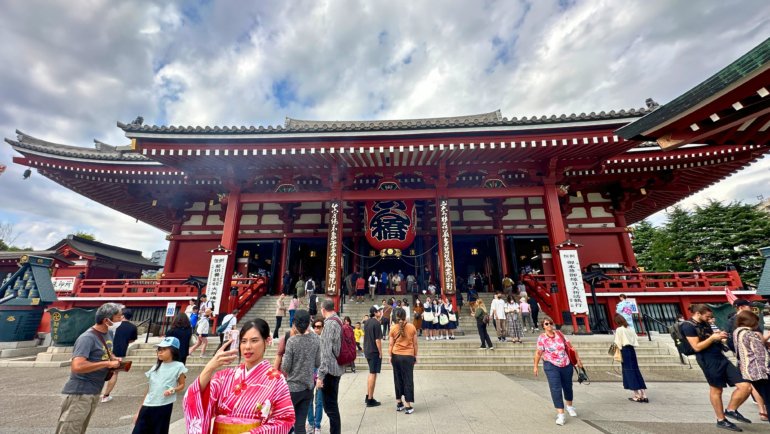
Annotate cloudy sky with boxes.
[1,0,769,257]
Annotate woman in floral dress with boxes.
[183,318,295,433]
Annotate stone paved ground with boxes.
[1,366,768,433]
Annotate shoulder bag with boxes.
[556,331,579,366]
[90,329,132,381]
[423,308,435,323]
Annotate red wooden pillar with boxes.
[163,222,182,275]
[543,183,568,326]
[218,190,241,317]
[497,231,509,279]
[352,236,360,274]
[325,201,344,311]
[614,212,638,267]
[278,235,289,295]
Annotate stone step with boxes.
[0,346,49,358]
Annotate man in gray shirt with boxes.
[282,310,320,434]
[317,299,344,434]
[57,302,123,434]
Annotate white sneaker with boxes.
[555,413,566,426]
[566,406,577,417]
[100,395,113,403]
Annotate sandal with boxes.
[628,397,642,403]
[760,412,768,421]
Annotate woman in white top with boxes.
[443,298,457,340]
[613,314,648,402]
[504,295,523,343]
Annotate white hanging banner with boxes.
[558,250,589,314]
[206,254,228,313]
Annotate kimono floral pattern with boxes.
[184,359,295,434]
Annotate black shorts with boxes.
[697,356,746,388]
[366,355,382,374]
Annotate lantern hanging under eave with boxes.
[364,181,416,254]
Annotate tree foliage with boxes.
[73,231,96,241]
[632,200,770,285]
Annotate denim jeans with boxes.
[543,361,574,409]
[306,387,323,429]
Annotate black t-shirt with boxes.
[363,317,383,357]
[681,320,723,359]
[112,321,138,357]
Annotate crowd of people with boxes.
[54,287,770,433]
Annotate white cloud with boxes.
[1,0,769,256]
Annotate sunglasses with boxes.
[543,322,553,326]
[314,324,324,329]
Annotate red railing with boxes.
[523,271,743,294]
[229,277,269,321]
[60,277,269,316]
[60,278,197,297]
[592,271,743,292]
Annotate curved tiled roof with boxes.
[117,108,651,135]
[6,130,150,161]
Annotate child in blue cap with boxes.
[132,336,188,434]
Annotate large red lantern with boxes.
[364,182,416,254]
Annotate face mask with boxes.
[108,320,121,331]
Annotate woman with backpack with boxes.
[733,310,770,418]
[614,314,648,403]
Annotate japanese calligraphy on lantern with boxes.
[558,250,588,313]
[206,254,228,312]
[364,182,416,252]
[325,201,341,295]
[437,199,456,295]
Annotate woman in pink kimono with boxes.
[184,318,295,434]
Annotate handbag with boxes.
[575,366,590,385]
[608,342,623,362]
[422,311,435,322]
[556,331,579,366]
[448,313,457,322]
[439,314,449,326]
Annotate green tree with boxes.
[73,232,96,241]
[632,201,770,285]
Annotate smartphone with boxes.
[229,329,239,351]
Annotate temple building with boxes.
[5,38,769,330]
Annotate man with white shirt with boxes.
[490,292,507,342]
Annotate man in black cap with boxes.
[363,305,383,407]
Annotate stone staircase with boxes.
[125,293,704,381]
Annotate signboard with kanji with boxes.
[51,277,76,292]
[206,254,228,313]
[558,250,588,314]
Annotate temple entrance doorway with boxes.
[453,235,501,293]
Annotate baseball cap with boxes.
[733,299,751,308]
[370,305,383,315]
[155,336,180,349]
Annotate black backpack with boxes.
[669,321,697,356]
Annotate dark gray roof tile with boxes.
[117,107,648,136]
[7,131,151,162]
